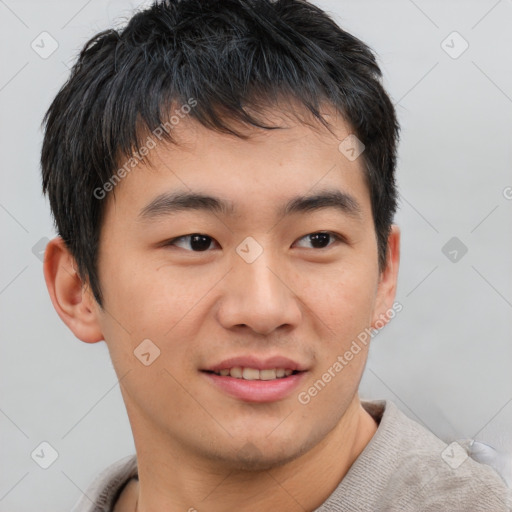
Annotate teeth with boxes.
[213,367,296,380]
[230,366,243,378]
[260,369,277,380]
[242,367,260,380]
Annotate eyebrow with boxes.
[137,188,363,222]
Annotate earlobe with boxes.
[371,225,401,330]
[43,237,104,344]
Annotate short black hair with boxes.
[41,0,400,308]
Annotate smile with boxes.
[208,367,297,380]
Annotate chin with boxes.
[205,435,315,472]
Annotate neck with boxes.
[129,395,377,512]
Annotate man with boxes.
[40,0,510,510]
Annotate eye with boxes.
[163,231,345,252]
[294,231,345,249]
[164,233,219,252]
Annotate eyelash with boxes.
[163,231,346,252]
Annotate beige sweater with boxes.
[70,400,511,511]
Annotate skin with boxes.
[44,106,400,512]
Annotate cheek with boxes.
[102,256,205,332]
[299,264,377,346]
[99,260,217,370]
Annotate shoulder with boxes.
[70,454,138,512]
[370,400,510,511]
[318,400,511,512]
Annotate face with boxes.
[61,109,399,470]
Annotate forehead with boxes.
[102,110,371,227]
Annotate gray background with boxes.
[1,0,511,510]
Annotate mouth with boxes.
[200,356,308,402]
[203,367,300,380]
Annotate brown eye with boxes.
[165,234,218,252]
[294,231,344,249]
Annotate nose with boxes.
[216,248,302,336]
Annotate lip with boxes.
[201,355,309,403]
[204,355,307,372]
[202,370,308,403]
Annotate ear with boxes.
[43,236,104,344]
[371,225,400,329]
